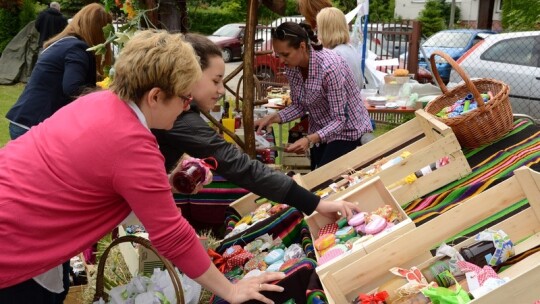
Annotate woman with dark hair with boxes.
[6,3,113,140]
[152,33,361,225]
[255,22,372,170]
[0,30,285,304]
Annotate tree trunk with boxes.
[242,0,258,158]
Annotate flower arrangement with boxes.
[92,0,159,88]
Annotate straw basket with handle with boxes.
[93,235,185,304]
[424,50,513,148]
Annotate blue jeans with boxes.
[9,123,29,140]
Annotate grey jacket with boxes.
[152,104,319,215]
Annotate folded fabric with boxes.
[456,260,499,286]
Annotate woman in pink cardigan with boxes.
[0,30,284,304]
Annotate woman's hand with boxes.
[225,272,286,304]
[168,154,206,194]
[315,199,361,221]
[254,113,281,134]
[285,137,310,154]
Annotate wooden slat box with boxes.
[228,110,471,218]
[304,176,415,277]
[303,109,471,205]
[318,167,540,303]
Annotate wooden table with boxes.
[364,102,417,126]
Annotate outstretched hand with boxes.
[315,199,361,221]
[226,272,286,304]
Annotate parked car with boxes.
[417,29,495,83]
[267,15,305,28]
[207,23,245,63]
[449,31,540,119]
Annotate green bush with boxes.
[19,0,37,27]
[188,6,245,35]
[0,8,21,54]
[418,0,446,37]
[502,0,540,31]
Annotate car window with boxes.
[481,36,539,67]
[423,32,473,48]
[213,24,242,37]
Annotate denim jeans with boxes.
[9,123,29,140]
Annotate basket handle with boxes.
[93,235,185,304]
[429,50,486,109]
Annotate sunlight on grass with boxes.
[0,84,24,147]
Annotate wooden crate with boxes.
[282,152,311,173]
[305,176,415,276]
[228,110,471,218]
[300,109,471,205]
[319,166,540,303]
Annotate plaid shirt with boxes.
[278,47,372,143]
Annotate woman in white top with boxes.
[316,7,364,88]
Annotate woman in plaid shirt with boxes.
[255,22,373,170]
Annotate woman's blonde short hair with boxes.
[297,0,332,29]
[45,3,113,78]
[316,7,350,49]
[110,30,202,105]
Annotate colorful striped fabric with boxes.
[174,174,249,236]
[217,207,315,260]
[404,119,540,228]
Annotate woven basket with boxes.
[424,50,513,148]
[93,235,185,304]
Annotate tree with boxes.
[368,0,395,21]
[418,0,445,37]
[502,0,540,31]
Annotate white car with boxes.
[267,15,305,28]
[449,31,540,119]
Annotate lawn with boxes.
[0,83,24,147]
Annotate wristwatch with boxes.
[304,135,314,148]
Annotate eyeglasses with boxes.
[179,94,193,104]
[272,28,299,40]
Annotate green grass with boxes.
[0,83,24,147]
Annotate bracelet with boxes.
[304,135,314,148]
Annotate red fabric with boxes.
[318,223,338,238]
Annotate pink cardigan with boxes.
[0,90,210,288]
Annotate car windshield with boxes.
[423,32,473,48]
[213,24,242,37]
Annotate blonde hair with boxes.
[110,30,202,105]
[297,0,333,28]
[317,7,350,49]
[44,3,113,79]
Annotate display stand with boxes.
[305,177,415,278]
[228,110,471,218]
[319,166,540,303]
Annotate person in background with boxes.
[317,7,363,88]
[35,2,68,51]
[152,33,361,223]
[6,3,113,140]
[297,0,332,29]
[0,30,285,304]
[255,22,372,170]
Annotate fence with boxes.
[241,17,540,121]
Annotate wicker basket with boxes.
[93,235,185,304]
[424,50,513,148]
